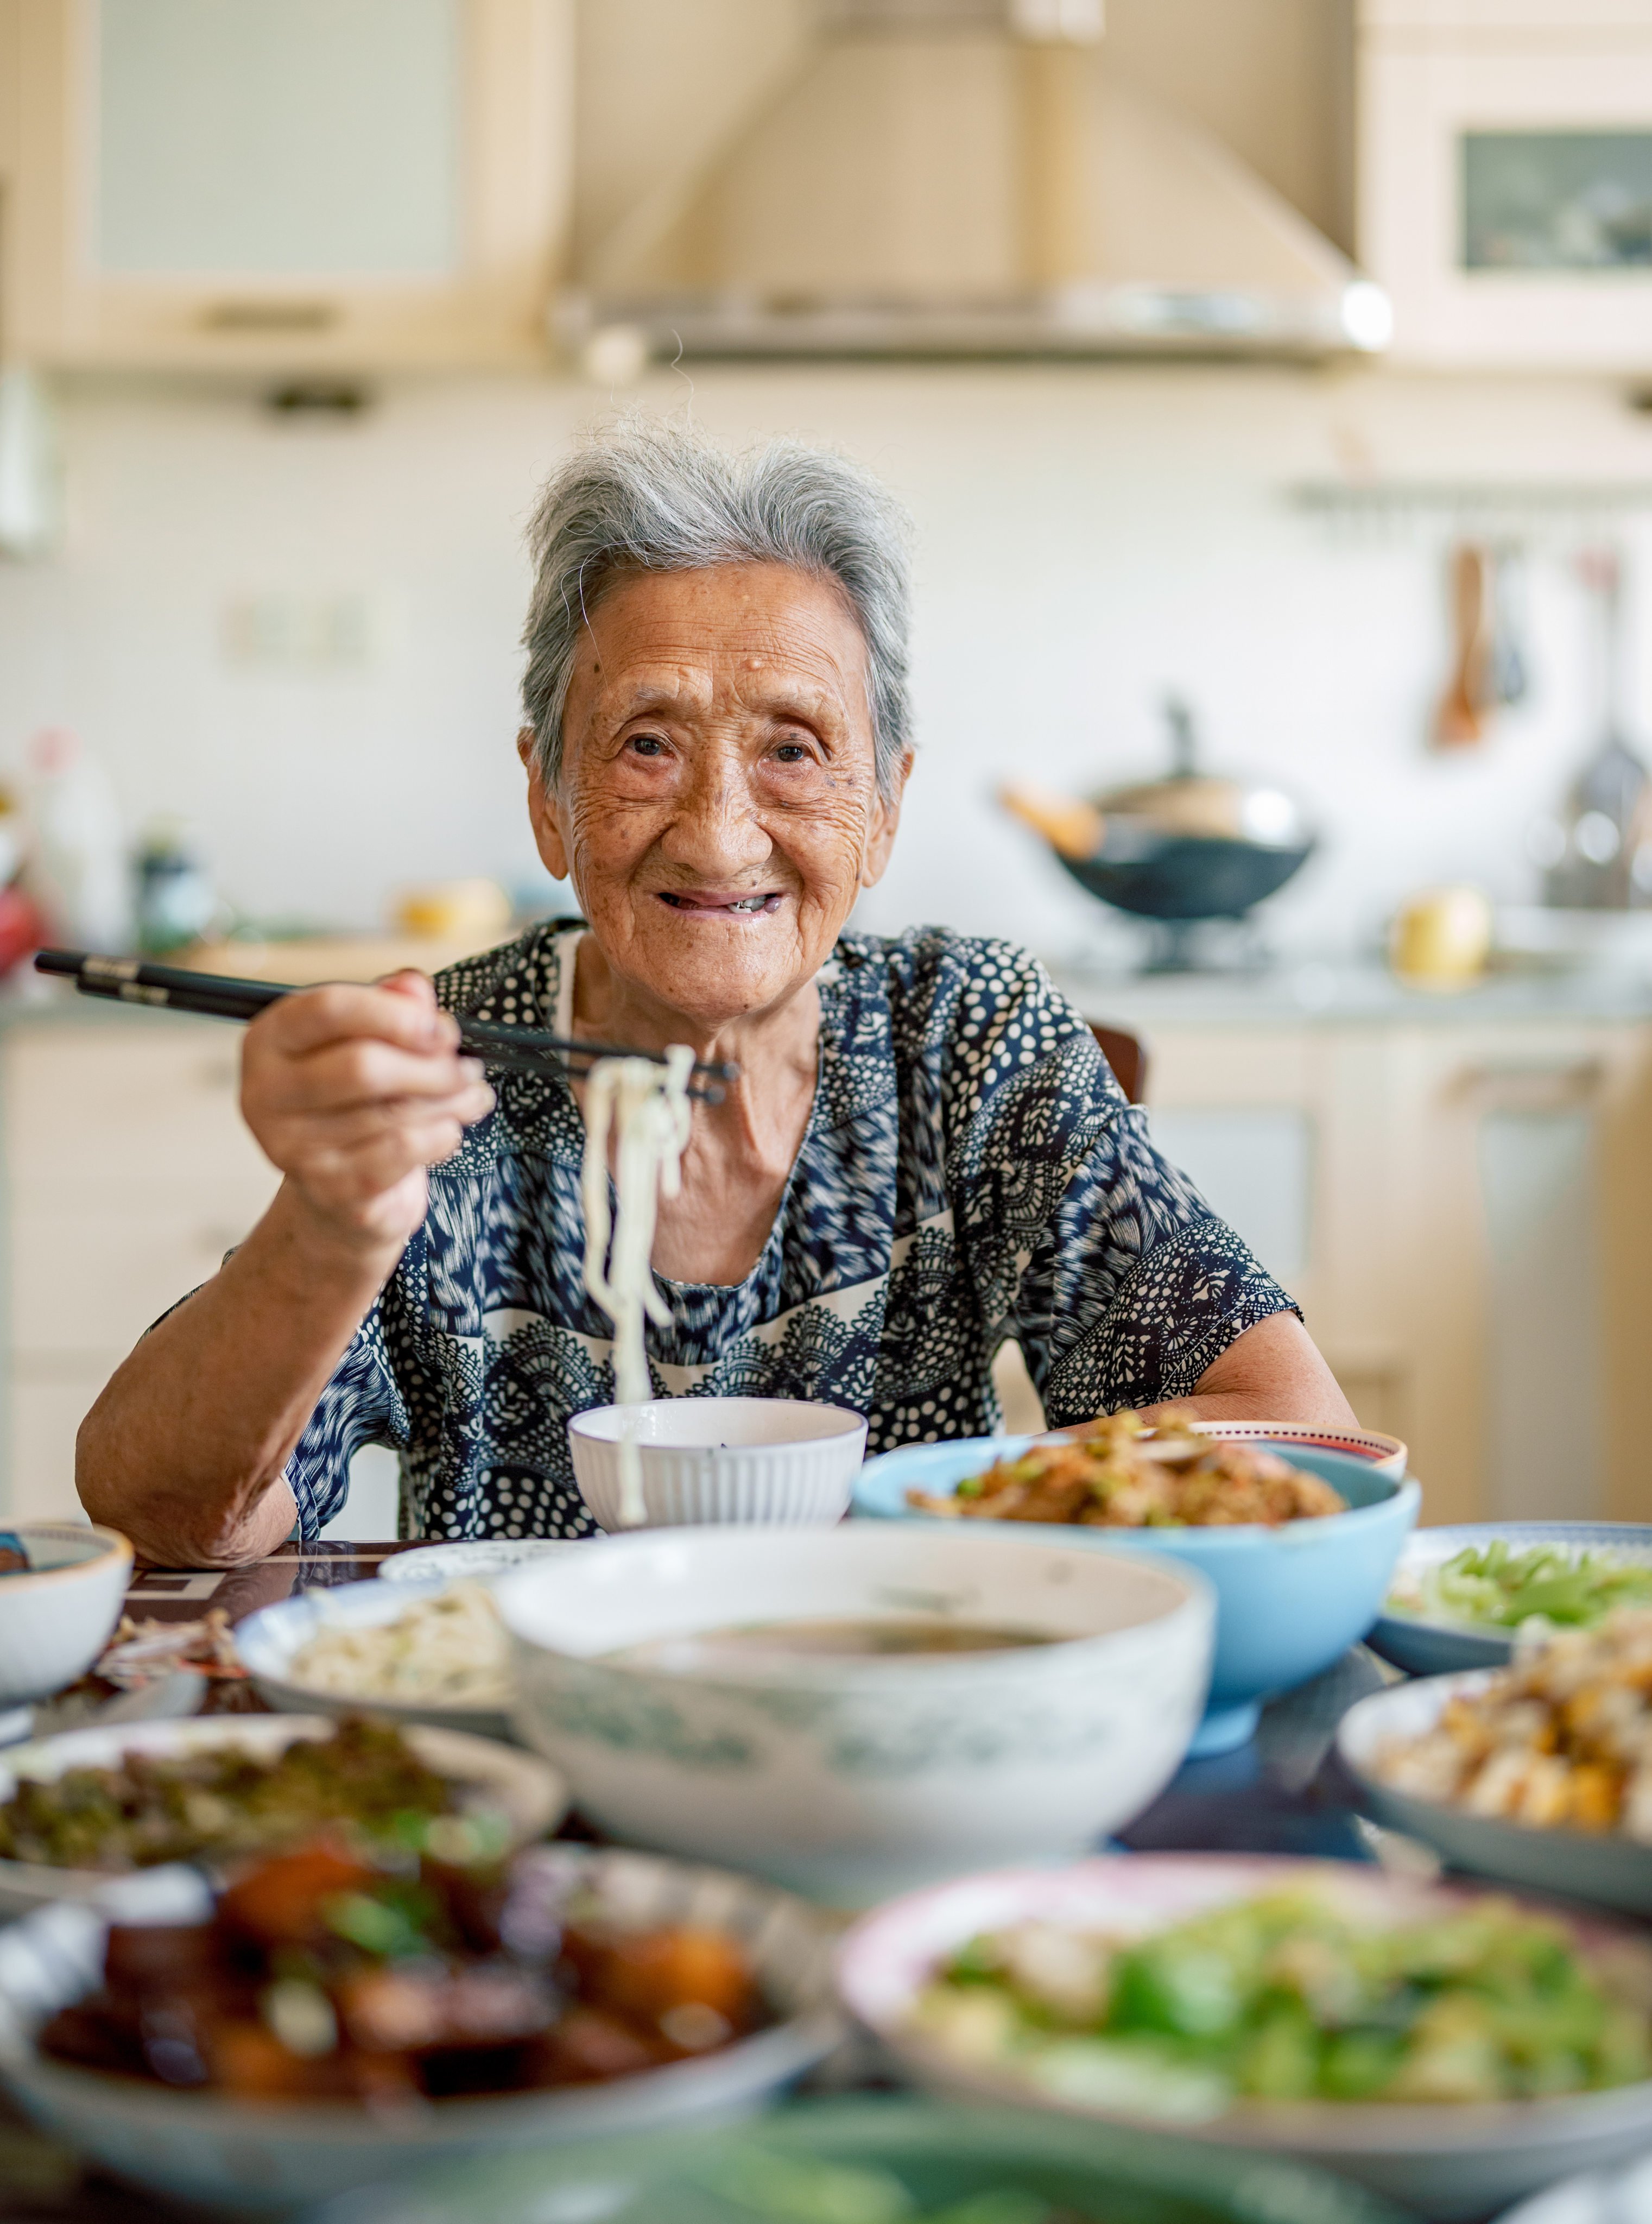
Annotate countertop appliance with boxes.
[1002,699,1315,970]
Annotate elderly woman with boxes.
[82,420,1353,1565]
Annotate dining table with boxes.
[0,1539,1399,2224]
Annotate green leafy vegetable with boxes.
[910,1891,1652,2112]
[1391,1541,1652,1635]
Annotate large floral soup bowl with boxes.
[496,1525,1214,1906]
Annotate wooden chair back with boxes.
[1090,1021,1148,1106]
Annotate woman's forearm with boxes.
[76,1181,402,1566]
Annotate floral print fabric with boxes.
[286,921,1294,1540]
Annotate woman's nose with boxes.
[659,759,771,875]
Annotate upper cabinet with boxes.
[0,0,573,372]
[1359,0,1652,368]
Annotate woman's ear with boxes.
[860,749,913,889]
[519,726,572,882]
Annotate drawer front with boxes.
[9,1191,279,1361]
[4,1024,273,1193]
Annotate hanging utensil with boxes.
[1434,542,1493,748]
[1543,548,1651,910]
[1489,545,1530,709]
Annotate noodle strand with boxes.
[579,1046,695,1526]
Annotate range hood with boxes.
[561,0,1390,366]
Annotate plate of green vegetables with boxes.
[836,1854,1652,2221]
[1369,1524,1652,1677]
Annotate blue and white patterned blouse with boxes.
[286,921,1293,1540]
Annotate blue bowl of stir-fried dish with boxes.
[853,1420,1420,1755]
[1369,1522,1652,1678]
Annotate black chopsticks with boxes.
[33,950,736,1100]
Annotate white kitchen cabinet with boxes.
[0,1016,280,1521]
[0,0,573,372]
[1094,998,1652,1528]
[1359,0,1652,369]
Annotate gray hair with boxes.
[520,416,913,796]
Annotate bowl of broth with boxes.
[495,1526,1214,1906]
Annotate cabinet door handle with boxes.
[1453,1059,1604,1112]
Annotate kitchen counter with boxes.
[1049,957,1652,1030]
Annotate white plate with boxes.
[1496,2148,1652,2223]
[0,1714,566,1918]
[235,1577,515,1739]
[837,1851,1652,2222]
[1369,1523,1652,1679]
[1337,1672,1652,1917]
[0,1843,844,2215]
[381,1540,584,1585]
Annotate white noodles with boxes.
[286,1583,511,1708]
[579,1045,695,1526]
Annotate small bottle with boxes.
[135,822,220,955]
[22,729,131,951]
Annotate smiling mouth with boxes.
[656,891,783,917]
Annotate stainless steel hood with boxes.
[560,0,1390,366]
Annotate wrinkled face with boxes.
[525,562,907,1031]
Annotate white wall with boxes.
[4,359,1652,967]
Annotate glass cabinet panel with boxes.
[1463,130,1652,272]
[96,0,462,276]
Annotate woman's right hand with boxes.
[240,971,495,1256]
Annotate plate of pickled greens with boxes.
[837,1854,1652,2220]
[1372,1524,1652,1677]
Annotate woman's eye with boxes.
[773,741,812,764]
[627,732,668,758]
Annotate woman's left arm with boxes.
[1136,1309,1357,1428]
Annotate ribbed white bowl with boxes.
[567,1398,868,1531]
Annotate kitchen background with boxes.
[11,363,1652,964]
[4,0,1652,1538]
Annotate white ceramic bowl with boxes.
[0,1844,843,2215]
[836,1852,1652,2223]
[497,1525,1213,1905]
[0,1714,566,1919]
[567,1397,868,1531]
[235,1577,515,1739]
[0,1525,132,1713]
[1337,1672,1652,1916]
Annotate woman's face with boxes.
[524,562,908,1032]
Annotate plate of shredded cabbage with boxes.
[1369,1524,1652,1677]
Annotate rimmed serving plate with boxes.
[0,1714,566,1918]
[381,1539,583,1585]
[0,1843,844,2215]
[235,1576,515,1739]
[1337,1671,1652,1917]
[1496,2146,1652,2224]
[838,1852,1652,2222]
[328,2093,1414,2224]
[1185,1420,1408,1476]
[1369,1522,1652,1678]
